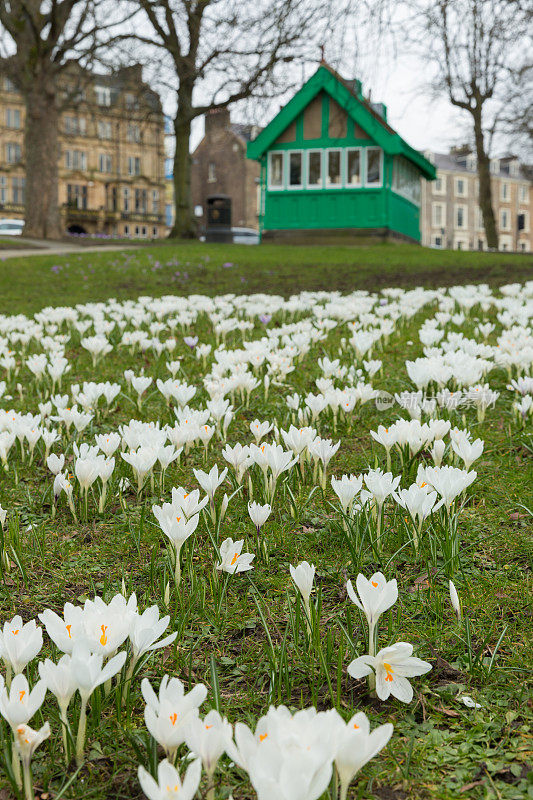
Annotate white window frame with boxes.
[98,121,112,140]
[325,148,343,189]
[364,147,383,188]
[95,86,111,107]
[519,184,529,204]
[431,234,444,249]
[345,147,362,188]
[434,174,446,195]
[500,181,509,202]
[6,108,20,129]
[499,208,511,231]
[0,175,7,204]
[267,150,285,190]
[128,156,141,176]
[475,206,484,231]
[306,149,323,189]
[6,143,21,164]
[287,150,304,190]
[432,202,446,228]
[455,176,467,197]
[455,203,467,229]
[99,153,112,173]
[454,237,468,250]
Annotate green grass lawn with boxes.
[0,241,531,315]
[0,246,531,799]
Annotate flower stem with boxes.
[22,762,32,800]
[76,696,88,766]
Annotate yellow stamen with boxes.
[230,552,239,566]
[99,625,108,646]
[169,713,178,726]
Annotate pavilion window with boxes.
[366,147,382,186]
[268,152,284,188]
[346,149,361,186]
[306,150,322,188]
[326,150,341,186]
[289,152,303,188]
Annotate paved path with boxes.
[0,237,139,260]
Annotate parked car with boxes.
[231,227,260,245]
[0,219,24,236]
[198,226,260,245]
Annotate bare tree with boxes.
[406,0,531,249]
[132,0,348,238]
[0,1,126,239]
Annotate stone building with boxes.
[420,148,532,251]
[190,109,262,231]
[0,64,166,238]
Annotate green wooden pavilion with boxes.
[247,63,436,243]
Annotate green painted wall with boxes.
[257,94,423,241]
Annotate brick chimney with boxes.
[205,107,231,136]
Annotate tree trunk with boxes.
[472,105,498,250]
[23,76,62,240]
[169,107,196,239]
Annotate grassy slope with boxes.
[0,244,531,799]
[0,241,531,315]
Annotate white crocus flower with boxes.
[15,721,51,800]
[290,561,315,628]
[248,501,271,533]
[217,538,254,574]
[332,711,393,800]
[394,483,443,549]
[71,641,127,765]
[370,425,397,470]
[193,465,227,519]
[142,675,207,760]
[451,437,484,471]
[346,572,397,658]
[230,705,337,800]
[184,709,233,792]
[138,758,201,800]
[250,418,273,444]
[46,452,65,475]
[331,474,362,514]
[417,465,477,510]
[95,432,121,457]
[152,502,200,586]
[129,606,177,664]
[0,616,43,677]
[0,672,47,729]
[348,642,431,702]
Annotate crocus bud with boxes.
[449,580,461,620]
[220,493,229,522]
[164,581,170,607]
[431,439,446,466]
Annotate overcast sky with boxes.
[187,49,471,156]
